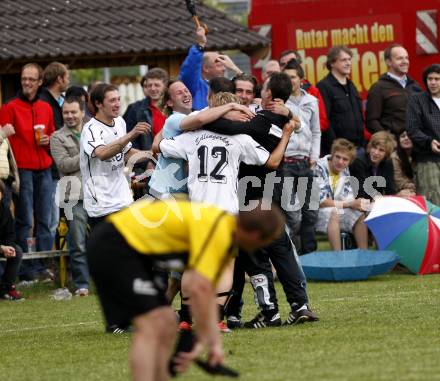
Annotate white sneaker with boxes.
[75,288,89,297]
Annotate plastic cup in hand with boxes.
[34,124,45,144]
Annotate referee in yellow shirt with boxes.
[86,198,284,381]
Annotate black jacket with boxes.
[39,88,63,130]
[349,152,396,199]
[123,97,154,151]
[366,74,422,135]
[205,110,289,200]
[0,202,15,247]
[317,73,364,152]
[407,91,440,163]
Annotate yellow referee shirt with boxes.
[107,199,237,284]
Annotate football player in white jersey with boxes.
[156,92,293,213]
[80,84,152,334]
[80,83,152,229]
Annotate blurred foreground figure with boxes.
[87,198,284,381]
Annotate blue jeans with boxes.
[16,169,53,277]
[50,179,60,242]
[67,201,90,289]
[279,161,319,254]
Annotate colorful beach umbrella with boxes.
[365,196,440,275]
[300,249,399,281]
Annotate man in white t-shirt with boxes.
[80,83,151,227]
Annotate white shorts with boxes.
[316,207,363,233]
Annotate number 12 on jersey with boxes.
[197,145,228,184]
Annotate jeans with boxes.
[50,179,60,243]
[1,182,13,209]
[67,201,89,290]
[15,169,53,277]
[278,161,319,254]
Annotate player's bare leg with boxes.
[130,306,177,381]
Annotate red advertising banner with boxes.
[287,14,403,93]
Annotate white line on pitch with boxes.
[2,321,101,334]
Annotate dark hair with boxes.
[395,131,414,180]
[238,201,285,240]
[283,59,305,79]
[279,49,302,64]
[90,83,118,113]
[43,62,68,87]
[326,45,353,71]
[162,79,183,116]
[63,96,85,111]
[209,77,234,95]
[140,68,169,88]
[266,72,292,103]
[422,64,440,89]
[233,73,258,95]
[21,63,43,80]
[66,86,89,103]
[384,43,404,61]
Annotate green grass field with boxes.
[1,272,439,381]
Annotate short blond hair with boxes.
[367,131,396,158]
[210,92,241,107]
[331,138,357,162]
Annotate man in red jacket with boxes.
[0,63,55,280]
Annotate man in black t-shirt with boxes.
[205,73,319,328]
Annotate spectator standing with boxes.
[391,130,416,197]
[0,180,23,300]
[407,64,440,205]
[315,139,369,251]
[0,63,55,280]
[40,62,71,245]
[262,60,281,82]
[279,49,329,134]
[123,68,168,150]
[65,86,91,123]
[50,97,90,296]
[366,44,422,135]
[179,27,242,110]
[0,123,19,208]
[123,68,168,198]
[40,62,70,129]
[317,46,364,154]
[283,59,321,254]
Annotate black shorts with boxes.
[87,222,169,328]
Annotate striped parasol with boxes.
[365,195,440,275]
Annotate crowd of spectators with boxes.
[0,27,439,308]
